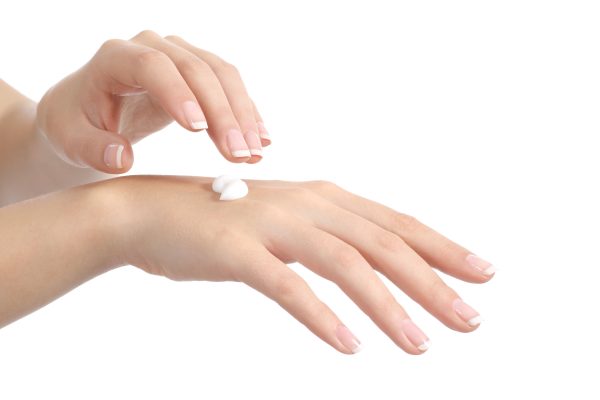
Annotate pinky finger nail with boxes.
[453,299,482,327]
[466,254,497,276]
[257,121,270,140]
[335,324,362,354]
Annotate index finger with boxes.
[302,181,497,283]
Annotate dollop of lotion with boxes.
[212,175,249,201]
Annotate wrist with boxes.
[80,178,138,271]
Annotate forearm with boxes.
[0,80,108,206]
[0,181,122,328]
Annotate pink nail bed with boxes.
[226,128,251,158]
[335,324,362,354]
[400,319,430,352]
[257,121,270,141]
[244,131,263,156]
[182,100,207,130]
[104,144,124,169]
[466,254,496,276]
[453,299,482,327]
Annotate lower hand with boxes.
[107,176,495,355]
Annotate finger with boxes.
[303,181,496,283]
[251,99,271,146]
[55,115,134,173]
[164,35,264,162]
[301,198,482,332]
[91,39,221,147]
[129,31,252,162]
[232,246,362,354]
[268,218,431,354]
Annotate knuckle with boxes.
[164,34,183,42]
[271,273,303,304]
[135,49,169,67]
[243,200,290,224]
[134,29,160,41]
[427,279,455,303]
[284,186,318,202]
[303,180,340,194]
[215,60,239,75]
[99,38,122,53]
[393,213,420,234]
[178,56,211,76]
[332,245,364,269]
[374,231,406,253]
[314,300,331,316]
[378,295,400,317]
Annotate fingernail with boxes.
[104,144,124,169]
[453,299,482,327]
[335,324,362,354]
[466,254,496,276]
[245,131,263,156]
[257,121,271,141]
[400,319,430,352]
[182,100,208,130]
[226,128,251,158]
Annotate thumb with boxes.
[66,125,134,174]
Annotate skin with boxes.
[0,31,493,355]
[0,176,493,354]
[37,30,269,174]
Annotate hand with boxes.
[110,176,495,355]
[36,30,269,173]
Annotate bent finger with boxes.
[91,39,209,136]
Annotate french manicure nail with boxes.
[400,319,430,352]
[104,144,124,169]
[182,100,208,130]
[227,128,251,158]
[335,324,362,354]
[257,121,270,141]
[453,299,482,327]
[245,131,263,156]
[466,254,496,276]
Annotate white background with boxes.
[1,0,599,398]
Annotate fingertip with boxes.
[182,100,208,132]
[119,144,134,172]
[257,121,271,145]
[101,140,133,173]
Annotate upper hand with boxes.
[36,30,269,173]
[105,176,495,355]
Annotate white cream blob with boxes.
[212,174,238,193]
[212,175,249,201]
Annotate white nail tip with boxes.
[232,149,251,158]
[417,340,431,352]
[351,342,363,354]
[483,266,497,276]
[249,149,263,156]
[115,145,124,169]
[212,175,248,201]
[191,120,208,130]
[467,316,483,327]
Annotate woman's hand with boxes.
[36,30,269,173]
[110,176,495,355]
